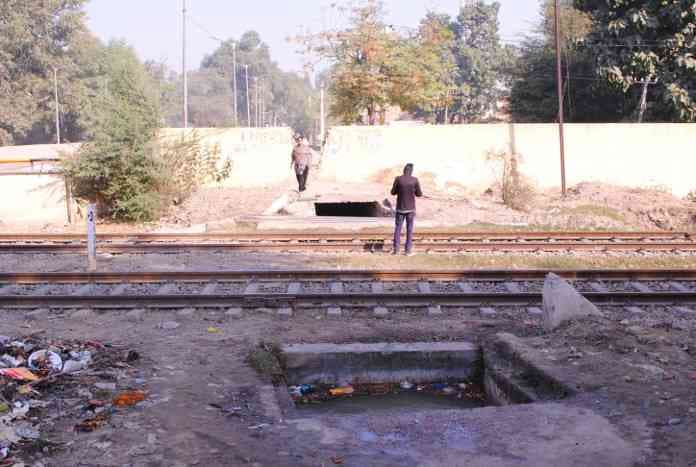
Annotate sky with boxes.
[85,0,541,74]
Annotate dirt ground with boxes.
[2,179,694,234]
[0,298,694,466]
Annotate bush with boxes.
[62,42,230,222]
[486,150,536,211]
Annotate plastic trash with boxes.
[62,360,88,374]
[0,368,39,382]
[112,390,146,407]
[1,354,22,368]
[329,387,354,396]
[400,381,414,390]
[28,350,63,373]
[15,426,40,440]
[442,387,456,395]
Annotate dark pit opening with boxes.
[315,201,381,217]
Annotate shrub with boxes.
[486,150,536,211]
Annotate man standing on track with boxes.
[291,135,312,193]
[390,163,423,256]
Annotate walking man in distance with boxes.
[291,136,312,193]
[391,163,423,256]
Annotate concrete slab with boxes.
[284,342,479,385]
[287,403,642,467]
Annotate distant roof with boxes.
[0,143,81,163]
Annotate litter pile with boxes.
[289,381,486,404]
[0,334,144,465]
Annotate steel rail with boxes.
[1,241,696,254]
[2,269,696,284]
[0,231,689,243]
[0,291,694,309]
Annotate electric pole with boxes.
[53,68,61,144]
[244,65,251,127]
[320,84,325,146]
[232,42,238,126]
[182,0,188,128]
[554,0,567,196]
[260,78,265,127]
[255,77,259,127]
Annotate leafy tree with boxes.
[509,1,634,122]
[575,0,696,121]
[295,0,421,125]
[411,12,458,123]
[0,0,96,145]
[449,1,512,122]
[62,41,163,221]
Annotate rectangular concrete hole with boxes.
[314,201,382,217]
[283,342,491,414]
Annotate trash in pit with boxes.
[289,381,486,406]
[0,335,142,463]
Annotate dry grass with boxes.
[561,204,626,223]
[325,253,696,270]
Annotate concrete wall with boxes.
[160,127,294,187]
[320,124,696,196]
[0,174,68,225]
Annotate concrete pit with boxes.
[314,201,383,217]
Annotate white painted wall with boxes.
[321,124,696,196]
[0,174,68,225]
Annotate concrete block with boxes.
[458,282,474,293]
[527,307,544,316]
[201,282,218,295]
[277,307,293,319]
[504,282,521,293]
[630,282,652,293]
[428,305,443,316]
[225,308,243,318]
[373,307,389,318]
[371,282,384,293]
[625,306,644,314]
[417,282,432,294]
[669,282,690,292]
[330,282,344,294]
[126,308,146,322]
[480,307,497,317]
[326,307,342,318]
[543,273,603,332]
[283,342,480,385]
[287,282,302,295]
[71,308,94,320]
[244,283,259,295]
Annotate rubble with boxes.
[542,273,604,331]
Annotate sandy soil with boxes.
[2,179,694,234]
[0,299,694,465]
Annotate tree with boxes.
[295,0,421,125]
[575,0,696,121]
[449,1,511,122]
[0,0,96,145]
[411,12,458,123]
[509,0,634,123]
[62,41,163,221]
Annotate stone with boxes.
[330,282,344,294]
[374,307,389,318]
[126,309,145,322]
[159,321,180,330]
[225,308,243,318]
[417,282,432,294]
[287,283,302,294]
[177,308,195,318]
[527,307,544,316]
[71,308,94,320]
[428,306,442,316]
[625,307,644,314]
[480,307,497,317]
[542,273,603,332]
[667,418,682,426]
[327,307,342,318]
[277,308,293,319]
[25,308,50,321]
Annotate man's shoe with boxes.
[404,251,415,257]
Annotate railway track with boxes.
[0,231,694,253]
[1,269,695,309]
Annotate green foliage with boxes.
[450,1,512,122]
[574,0,696,121]
[0,0,97,145]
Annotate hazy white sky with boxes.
[86,0,541,73]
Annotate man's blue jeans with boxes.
[393,211,415,254]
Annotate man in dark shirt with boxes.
[390,163,423,255]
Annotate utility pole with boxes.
[255,77,259,127]
[182,0,188,128]
[637,77,656,123]
[320,84,325,145]
[554,0,567,196]
[244,65,251,127]
[260,78,265,127]
[232,42,238,126]
[53,68,61,144]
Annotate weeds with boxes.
[486,150,535,211]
